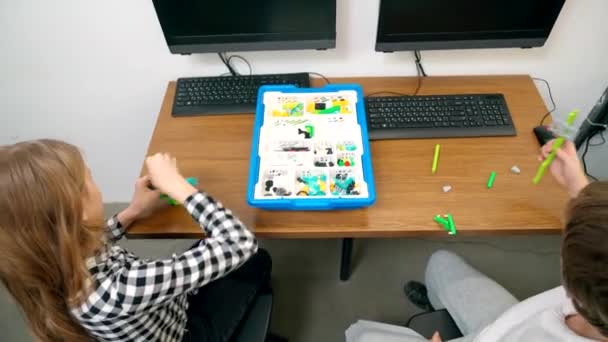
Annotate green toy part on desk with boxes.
[446,214,456,235]
[487,171,496,189]
[432,144,440,174]
[434,214,456,235]
[434,215,449,227]
[160,177,199,206]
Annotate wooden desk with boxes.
[130,75,568,279]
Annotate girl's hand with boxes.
[538,140,589,198]
[127,176,167,220]
[146,153,197,203]
[430,331,442,342]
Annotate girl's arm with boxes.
[93,191,257,315]
[104,208,138,242]
[104,176,165,242]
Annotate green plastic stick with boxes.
[161,177,199,206]
[487,172,496,189]
[533,111,578,185]
[447,214,456,235]
[434,215,449,229]
[432,144,441,174]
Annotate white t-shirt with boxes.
[475,286,596,342]
[346,287,598,342]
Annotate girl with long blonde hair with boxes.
[0,139,271,341]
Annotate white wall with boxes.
[1,0,607,201]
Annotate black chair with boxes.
[406,309,463,340]
[233,292,287,342]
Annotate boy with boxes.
[348,140,608,341]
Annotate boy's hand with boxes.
[430,332,442,342]
[539,140,589,198]
[146,153,198,203]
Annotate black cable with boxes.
[411,50,426,95]
[412,79,422,96]
[589,130,606,146]
[532,77,556,126]
[218,52,237,76]
[364,91,412,98]
[414,50,427,77]
[412,66,423,96]
[308,72,331,85]
[582,130,601,181]
[226,54,252,76]
[365,52,426,98]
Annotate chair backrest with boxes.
[233,293,273,342]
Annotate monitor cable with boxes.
[412,50,426,96]
[218,52,237,76]
[581,129,605,181]
[308,72,331,85]
[226,54,253,76]
[365,51,427,98]
[533,77,557,126]
[414,50,427,77]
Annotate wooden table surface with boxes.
[129,75,568,239]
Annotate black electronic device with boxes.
[152,0,336,54]
[365,94,516,140]
[375,0,566,52]
[172,73,311,116]
[533,125,556,147]
[574,86,608,148]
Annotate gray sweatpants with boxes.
[346,250,519,342]
[425,250,519,341]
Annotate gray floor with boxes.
[0,204,562,342]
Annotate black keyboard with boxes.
[365,94,516,140]
[172,73,311,116]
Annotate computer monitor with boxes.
[375,0,566,52]
[152,0,336,55]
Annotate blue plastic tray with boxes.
[247,84,376,210]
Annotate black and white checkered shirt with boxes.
[71,192,258,341]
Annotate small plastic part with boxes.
[161,177,199,206]
[297,124,315,139]
[446,214,456,235]
[442,185,452,193]
[432,144,440,174]
[487,172,496,189]
[434,214,456,235]
[296,174,327,196]
[434,215,449,227]
[510,165,521,174]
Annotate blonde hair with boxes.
[0,139,104,341]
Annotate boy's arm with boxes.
[540,140,590,198]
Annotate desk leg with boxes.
[340,238,354,281]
